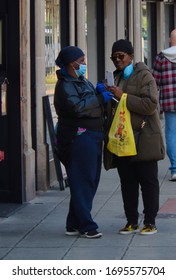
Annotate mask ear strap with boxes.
[74,61,80,66]
[70,62,77,70]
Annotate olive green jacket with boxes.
[104,62,165,170]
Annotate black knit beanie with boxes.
[111,39,134,55]
[55,46,84,68]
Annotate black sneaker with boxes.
[81,230,102,239]
[65,228,79,236]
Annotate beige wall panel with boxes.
[20,0,36,201]
[69,0,75,45]
[105,0,117,73]
[133,0,142,63]
[76,0,86,52]
[156,2,165,52]
[35,0,49,191]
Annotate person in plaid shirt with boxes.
[152,29,176,181]
[0,150,4,161]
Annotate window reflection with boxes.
[45,0,60,95]
[142,3,147,65]
[1,81,7,115]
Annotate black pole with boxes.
[30,0,38,189]
[150,3,157,65]
[96,0,105,82]
[60,0,70,48]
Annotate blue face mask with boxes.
[123,63,134,80]
[74,63,87,77]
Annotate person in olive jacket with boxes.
[54,46,112,239]
[97,39,165,235]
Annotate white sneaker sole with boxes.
[119,228,140,235]
[65,231,79,236]
[170,178,176,182]
[81,233,102,239]
[140,229,157,235]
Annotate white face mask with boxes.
[74,62,87,77]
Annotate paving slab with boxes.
[123,246,176,260]
[15,223,77,248]
[3,247,70,260]
[0,224,34,247]
[0,145,176,260]
[63,246,126,260]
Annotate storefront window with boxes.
[142,3,147,64]
[165,3,174,47]
[45,0,60,95]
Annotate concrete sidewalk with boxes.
[0,152,176,260]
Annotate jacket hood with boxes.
[162,46,176,63]
[134,61,150,73]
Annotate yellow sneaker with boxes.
[119,223,140,235]
[140,224,157,235]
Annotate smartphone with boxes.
[105,71,114,86]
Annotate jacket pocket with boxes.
[132,126,165,162]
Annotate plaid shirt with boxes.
[152,52,176,112]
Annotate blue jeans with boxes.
[66,130,104,234]
[165,112,176,174]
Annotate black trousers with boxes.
[116,157,159,225]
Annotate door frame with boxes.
[0,0,23,203]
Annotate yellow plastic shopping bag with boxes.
[107,93,137,157]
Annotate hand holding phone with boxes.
[105,71,114,86]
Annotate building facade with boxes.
[0,0,176,203]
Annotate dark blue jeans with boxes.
[66,130,104,234]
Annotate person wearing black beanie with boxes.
[54,46,111,239]
[111,39,134,56]
[55,46,85,68]
[101,39,165,236]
